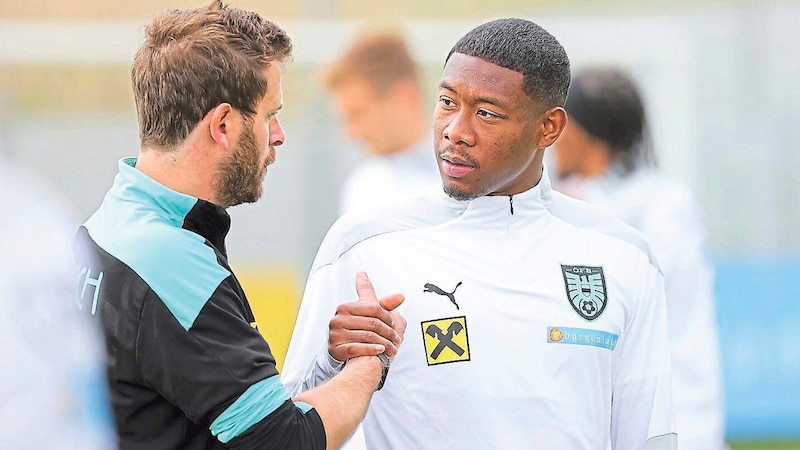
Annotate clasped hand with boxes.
[328,272,407,362]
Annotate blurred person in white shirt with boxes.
[552,67,726,450]
[0,155,115,450]
[320,28,440,216]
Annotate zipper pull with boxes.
[509,195,514,215]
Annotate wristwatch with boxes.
[375,352,390,391]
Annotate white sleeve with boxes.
[281,260,355,396]
[611,264,677,450]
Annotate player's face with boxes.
[214,64,284,207]
[433,53,544,201]
[332,77,397,156]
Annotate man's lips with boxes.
[441,155,475,178]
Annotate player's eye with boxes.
[477,108,500,119]
[438,96,456,108]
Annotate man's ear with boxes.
[208,103,235,150]
[537,106,567,148]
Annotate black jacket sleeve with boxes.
[136,276,326,448]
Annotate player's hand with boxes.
[328,272,407,362]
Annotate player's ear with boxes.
[537,106,567,148]
[208,103,235,150]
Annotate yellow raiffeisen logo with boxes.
[421,316,470,366]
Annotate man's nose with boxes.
[270,116,285,147]
[442,111,475,146]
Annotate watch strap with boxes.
[375,353,390,391]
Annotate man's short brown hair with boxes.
[131,0,292,148]
[321,28,418,95]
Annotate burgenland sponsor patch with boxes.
[547,326,618,350]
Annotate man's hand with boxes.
[327,272,407,362]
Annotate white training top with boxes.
[283,168,677,450]
[557,168,726,450]
[338,133,441,216]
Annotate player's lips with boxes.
[440,154,475,178]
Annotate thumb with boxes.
[354,271,379,303]
[379,294,405,311]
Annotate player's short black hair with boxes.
[446,18,571,108]
[565,68,653,170]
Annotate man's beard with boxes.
[437,146,483,201]
[443,183,481,201]
[214,124,272,208]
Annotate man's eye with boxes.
[477,109,498,118]
[439,97,455,107]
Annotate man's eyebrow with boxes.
[438,81,507,108]
[474,95,505,108]
[438,81,456,93]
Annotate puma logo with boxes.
[423,282,462,310]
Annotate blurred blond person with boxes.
[321,28,439,215]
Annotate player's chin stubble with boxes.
[214,125,266,208]
[443,182,483,201]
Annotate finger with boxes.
[330,309,400,344]
[335,302,395,330]
[355,271,379,303]
[391,311,408,341]
[334,329,398,357]
[379,293,405,311]
[330,343,387,361]
[328,335,397,361]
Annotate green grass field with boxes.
[730,442,800,450]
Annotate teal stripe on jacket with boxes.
[211,375,308,443]
[84,158,230,330]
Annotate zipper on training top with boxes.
[509,195,514,215]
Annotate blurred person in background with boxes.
[285,18,677,449]
[72,1,406,448]
[0,153,115,449]
[320,28,440,215]
[552,67,726,450]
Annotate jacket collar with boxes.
[110,157,231,256]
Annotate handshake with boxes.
[327,271,407,378]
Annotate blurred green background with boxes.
[732,444,800,450]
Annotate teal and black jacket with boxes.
[73,158,325,449]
